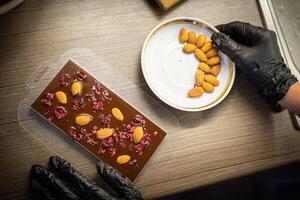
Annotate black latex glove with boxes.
[30,156,143,200]
[211,21,298,111]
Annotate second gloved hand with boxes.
[30,156,142,200]
[211,21,298,111]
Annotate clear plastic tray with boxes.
[18,48,181,181]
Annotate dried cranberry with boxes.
[77,134,83,141]
[124,124,134,132]
[135,144,143,156]
[72,97,84,110]
[98,136,115,155]
[92,101,103,111]
[112,132,118,142]
[91,126,98,134]
[74,71,87,81]
[86,92,97,102]
[80,128,91,137]
[68,126,77,140]
[99,114,111,127]
[59,73,70,87]
[54,106,67,119]
[92,82,102,95]
[108,147,116,157]
[100,90,111,101]
[42,92,54,106]
[132,115,145,126]
[110,151,116,157]
[86,137,97,145]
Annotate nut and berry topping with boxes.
[71,96,85,110]
[42,92,54,106]
[73,71,87,81]
[59,73,70,87]
[54,106,67,119]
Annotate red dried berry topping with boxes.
[42,92,54,106]
[108,147,116,157]
[71,97,84,110]
[99,114,111,127]
[100,90,111,102]
[54,106,67,119]
[68,126,77,140]
[59,73,70,87]
[92,82,102,95]
[91,126,98,134]
[132,115,145,126]
[86,83,111,103]
[80,128,92,137]
[92,101,103,111]
[68,126,98,144]
[98,136,114,155]
[86,137,97,146]
[86,91,97,102]
[74,71,87,81]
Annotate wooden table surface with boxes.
[1,0,300,199]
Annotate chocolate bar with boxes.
[31,60,166,181]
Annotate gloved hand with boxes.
[30,156,143,200]
[211,21,298,111]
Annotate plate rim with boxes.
[141,17,236,112]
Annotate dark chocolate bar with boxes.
[31,60,166,181]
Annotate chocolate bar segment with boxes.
[31,60,166,181]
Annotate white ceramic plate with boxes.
[141,17,236,112]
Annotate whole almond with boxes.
[96,128,114,139]
[194,49,207,62]
[200,41,213,53]
[183,44,196,53]
[133,126,144,143]
[187,86,204,97]
[117,155,131,164]
[55,91,67,104]
[211,64,221,76]
[207,56,221,66]
[195,70,205,86]
[195,34,206,48]
[179,28,188,43]
[198,62,211,73]
[112,107,124,121]
[187,31,196,44]
[205,48,218,58]
[202,82,215,93]
[205,74,220,86]
[71,81,82,96]
[75,114,93,126]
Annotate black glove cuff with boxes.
[257,58,298,112]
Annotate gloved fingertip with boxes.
[215,24,223,31]
[48,155,70,171]
[211,32,227,47]
[96,160,111,176]
[49,155,60,165]
[31,165,47,175]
